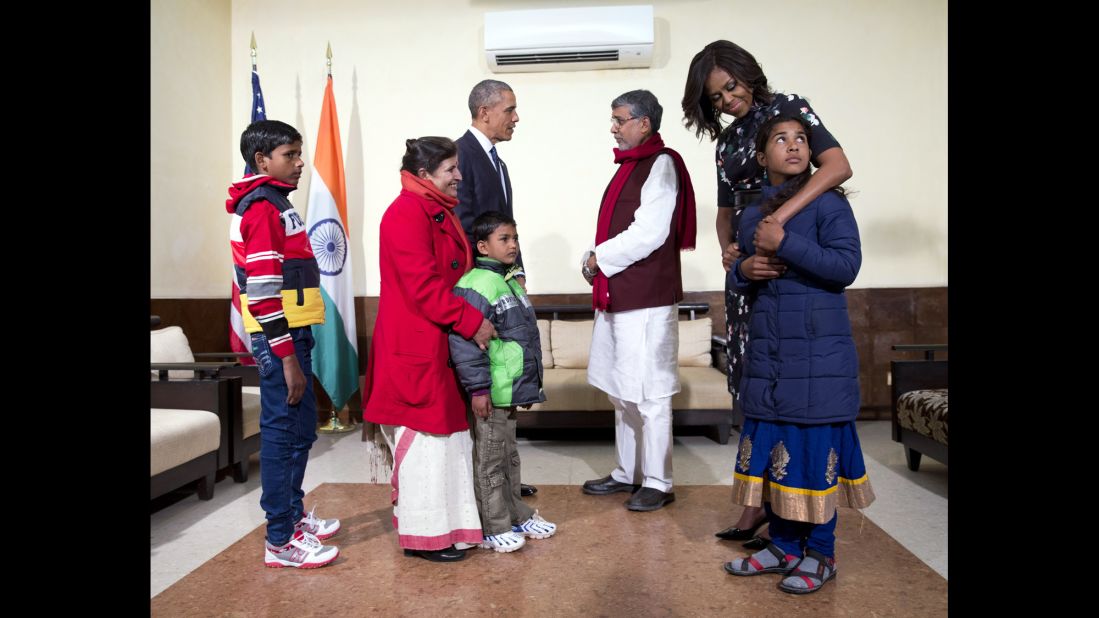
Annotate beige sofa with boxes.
[523,310,734,443]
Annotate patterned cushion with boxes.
[897,389,948,446]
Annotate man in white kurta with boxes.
[581,90,695,512]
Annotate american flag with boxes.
[229,68,268,362]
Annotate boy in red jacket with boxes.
[228,120,340,568]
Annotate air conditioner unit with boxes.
[485,5,654,73]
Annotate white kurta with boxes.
[586,154,681,404]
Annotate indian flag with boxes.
[305,75,359,410]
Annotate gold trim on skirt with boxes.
[731,472,876,524]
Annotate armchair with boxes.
[890,344,948,471]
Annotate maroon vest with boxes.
[600,153,684,313]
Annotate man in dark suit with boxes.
[455,79,537,498]
[455,79,524,285]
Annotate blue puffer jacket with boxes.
[730,182,862,424]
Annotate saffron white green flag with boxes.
[305,75,359,410]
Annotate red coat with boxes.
[363,187,483,434]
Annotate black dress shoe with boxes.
[742,536,769,550]
[625,487,676,511]
[714,515,768,540]
[403,546,468,562]
[582,475,641,495]
[520,484,538,497]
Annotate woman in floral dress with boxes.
[680,39,854,543]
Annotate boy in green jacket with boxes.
[449,211,557,553]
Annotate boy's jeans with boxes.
[251,327,317,546]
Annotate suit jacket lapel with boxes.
[467,130,508,210]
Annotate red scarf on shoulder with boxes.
[592,132,696,310]
[400,170,472,272]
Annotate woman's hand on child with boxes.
[722,242,742,272]
[473,319,497,351]
[755,216,786,253]
[472,394,492,419]
[739,255,787,281]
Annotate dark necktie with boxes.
[489,145,500,172]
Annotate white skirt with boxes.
[587,304,680,403]
[388,425,484,551]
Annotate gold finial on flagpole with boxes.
[250,32,258,70]
[326,41,333,76]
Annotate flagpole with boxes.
[250,31,258,71]
[316,41,355,435]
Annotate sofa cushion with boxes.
[897,388,948,446]
[529,368,613,411]
[150,408,220,476]
[550,320,594,369]
[241,386,262,439]
[678,318,713,367]
[150,326,196,379]
[537,319,554,369]
[671,366,730,409]
[531,366,729,411]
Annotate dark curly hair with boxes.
[681,40,774,142]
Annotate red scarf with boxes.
[400,170,473,273]
[592,132,696,310]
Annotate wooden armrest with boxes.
[892,344,948,361]
[710,335,729,374]
[532,302,710,320]
[193,352,253,361]
[150,361,239,381]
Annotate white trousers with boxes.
[609,394,674,492]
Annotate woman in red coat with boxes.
[363,137,496,563]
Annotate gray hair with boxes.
[468,79,514,118]
[612,89,662,132]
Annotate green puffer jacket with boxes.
[448,257,546,408]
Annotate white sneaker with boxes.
[264,529,339,568]
[512,511,557,539]
[295,505,341,540]
[481,530,526,553]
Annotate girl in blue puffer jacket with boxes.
[721,114,876,595]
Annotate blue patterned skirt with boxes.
[730,419,875,524]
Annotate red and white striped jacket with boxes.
[226,175,324,359]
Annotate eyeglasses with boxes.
[610,115,639,128]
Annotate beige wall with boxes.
[151,0,232,298]
[152,0,947,298]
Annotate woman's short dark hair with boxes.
[681,40,774,142]
[400,136,458,175]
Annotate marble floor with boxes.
[151,420,946,601]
